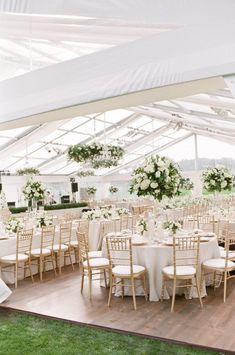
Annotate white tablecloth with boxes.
[102,237,220,302]
[0,221,103,284]
[0,278,12,302]
[88,221,101,251]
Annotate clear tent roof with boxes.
[0,8,235,176]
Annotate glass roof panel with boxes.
[54,132,88,145]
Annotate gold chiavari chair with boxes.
[182,216,196,230]
[106,235,148,310]
[132,206,140,215]
[77,219,103,259]
[120,215,130,230]
[0,228,34,288]
[196,215,217,233]
[201,220,235,302]
[29,226,57,281]
[62,219,87,265]
[51,222,74,274]
[161,236,202,312]
[131,214,139,232]
[77,231,110,300]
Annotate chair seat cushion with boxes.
[112,264,145,276]
[66,240,79,247]
[162,265,196,276]
[88,251,102,258]
[0,253,28,263]
[203,258,235,269]
[52,244,68,252]
[83,258,109,268]
[27,248,51,257]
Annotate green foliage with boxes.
[16,167,40,176]
[9,207,28,214]
[44,202,88,210]
[0,310,216,355]
[10,203,88,213]
[68,143,124,168]
[129,155,182,201]
[202,165,234,193]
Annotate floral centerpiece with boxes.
[4,217,24,234]
[109,185,118,194]
[202,165,234,193]
[100,208,112,219]
[36,211,53,228]
[180,177,194,191]
[82,208,112,220]
[82,209,101,221]
[116,207,129,216]
[129,155,182,201]
[22,179,45,201]
[68,143,124,169]
[162,220,182,235]
[136,217,148,236]
[87,186,97,196]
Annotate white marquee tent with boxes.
[0,0,235,176]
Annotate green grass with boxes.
[0,309,218,355]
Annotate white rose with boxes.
[150,182,158,189]
[144,164,155,173]
[155,171,161,178]
[221,181,227,188]
[140,179,150,190]
[210,179,215,186]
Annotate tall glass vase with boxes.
[28,198,37,212]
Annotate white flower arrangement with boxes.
[109,185,118,194]
[22,178,45,200]
[202,165,234,193]
[129,155,182,201]
[36,211,53,228]
[116,208,130,216]
[136,217,148,235]
[82,207,121,221]
[180,177,194,191]
[87,186,97,196]
[162,220,182,235]
[4,217,24,234]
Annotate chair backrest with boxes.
[220,220,235,266]
[59,222,72,244]
[132,206,140,215]
[173,236,200,275]
[105,236,133,274]
[76,231,89,264]
[130,214,139,231]
[120,215,130,230]
[16,228,33,257]
[197,215,216,233]
[77,219,89,236]
[41,226,55,250]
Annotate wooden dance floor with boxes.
[1,267,235,353]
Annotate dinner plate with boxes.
[0,236,9,240]
[132,237,148,246]
[199,237,211,242]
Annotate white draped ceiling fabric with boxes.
[0,0,235,175]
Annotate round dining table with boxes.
[102,235,220,302]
